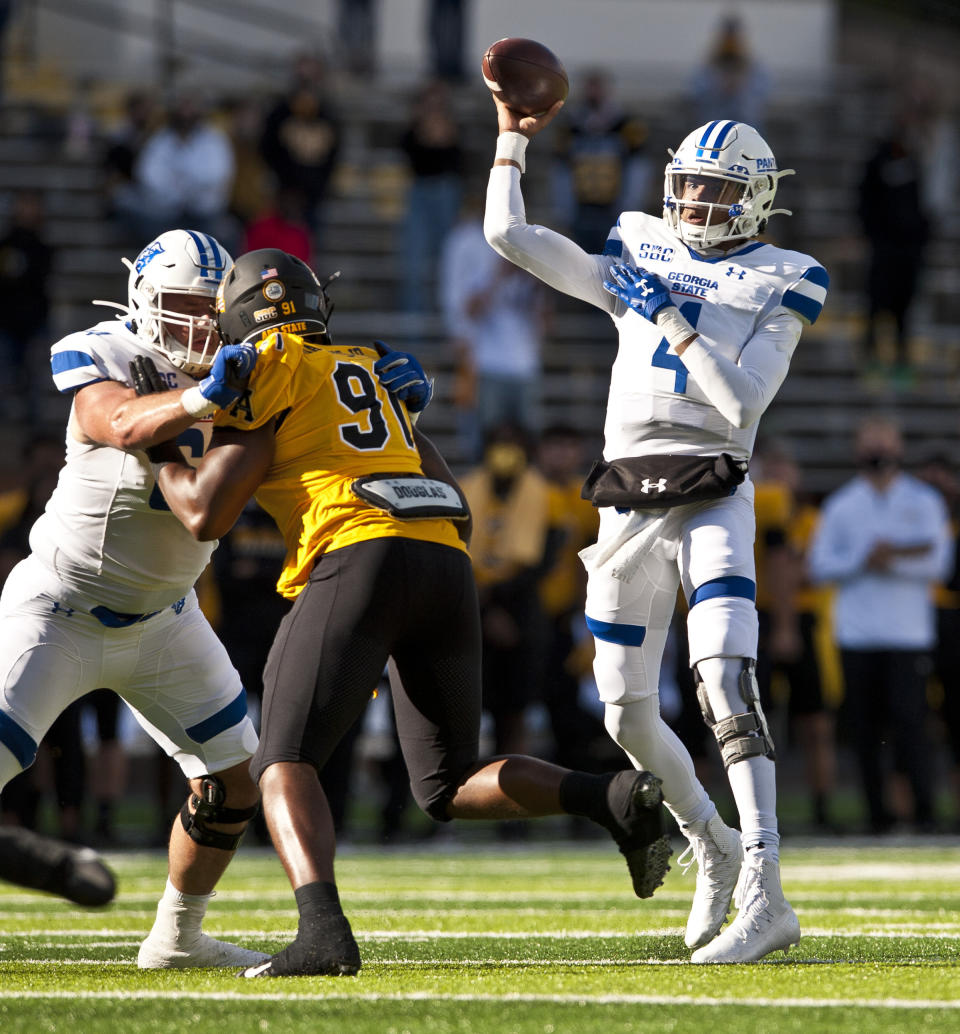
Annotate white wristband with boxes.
[180,386,218,418]
[494,131,528,173]
[656,306,699,349]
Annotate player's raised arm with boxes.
[482,92,616,313]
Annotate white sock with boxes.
[727,756,780,862]
[150,878,212,944]
[604,698,715,828]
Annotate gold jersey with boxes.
[539,478,598,618]
[752,480,792,613]
[214,332,466,599]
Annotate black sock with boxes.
[294,881,344,924]
[263,884,360,976]
[558,771,616,829]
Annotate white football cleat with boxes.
[138,931,271,969]
[690,854,800,964]
[679,813,744,948]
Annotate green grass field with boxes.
[2,838,959,1033]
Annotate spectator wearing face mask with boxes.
[459,423,552,763]
[807,416,952,834]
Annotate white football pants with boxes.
[584,483,779,848]
[0,555,258,788]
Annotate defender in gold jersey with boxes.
[151,249,672,977]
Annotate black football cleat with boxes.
[0,827,116,906]
[606,770,672,898]
[241,915,362,978]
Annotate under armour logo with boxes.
[51,601,75,616]
[725,267,746,280]
[640,477,668,494]
[639,279,654,297]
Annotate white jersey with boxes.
[484,165,828,461]
[30,318,216,613]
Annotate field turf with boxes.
[2,838,958,1032]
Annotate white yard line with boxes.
[2,887,959,906]
[9,955,958,968]
[0,990,957,1008]
[3,928,959,941]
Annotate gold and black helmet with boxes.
[215,248,338,345]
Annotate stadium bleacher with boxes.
[0,3,958,495]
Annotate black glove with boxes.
[128,356,180,464]
[129,355,170,396]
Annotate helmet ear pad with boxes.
[662,121,794,248]
[215,248,336,345]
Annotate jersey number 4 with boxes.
[333,362,414,451]
[650,301,701,394]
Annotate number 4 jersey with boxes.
[33,319,217,613]
[483,164,828,465]
[214,332,465,601]
[603,212,827,460]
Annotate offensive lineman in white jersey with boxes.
[0,229,269,967]
[484,97,828,963]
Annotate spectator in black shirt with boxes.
[397,80,463,314]
[260,54,342,242]
[857,98,932,386]
[0,189,53,419]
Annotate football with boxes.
[481,37,568,116]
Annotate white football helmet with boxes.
[98,229,232,377]
[663,120,794,248]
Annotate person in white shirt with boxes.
[116,95,235,246]
[484,94,829,962]
[0,229,266,968]
[808,416,951,833]
[439,201,547,460]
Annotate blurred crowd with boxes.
[0,8,959,845]
[4,409,960,846]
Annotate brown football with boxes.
[481,37,568,116]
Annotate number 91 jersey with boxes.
[214,332,466,600]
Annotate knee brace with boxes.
[180,774,260,851]
[694,658,776,769]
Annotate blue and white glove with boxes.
[602,263,675,322]
[198,343,258,408]
[373,340,433,414]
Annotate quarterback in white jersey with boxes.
[0,229,268,969]
[485,99,828,963]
